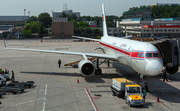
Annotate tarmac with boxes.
[0,39,179,111]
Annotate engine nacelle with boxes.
[78,60,95,76]
[166,65,179,75]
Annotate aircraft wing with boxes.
[73,36,100,42]
[4,41,116,61]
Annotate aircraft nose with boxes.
[146,60,163,76]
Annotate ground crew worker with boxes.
[143,90,147,103]
[0,69,3,74]
[11,71,15,81]
[58,59,61,68]
[163,69,168,81]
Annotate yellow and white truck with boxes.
[111,78,144,107]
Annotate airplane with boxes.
[3,4,165,90]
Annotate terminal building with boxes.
[118,5,180,37]
[0,16,29,26]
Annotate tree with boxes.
[22,21,43,35]
[92,28,101,34]
[27,16,38,23]
[84,27,92,34]
[16,22,25,26]
[38,12,52,28]
[106,21,113,27]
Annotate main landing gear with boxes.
[94,58,102,75]
[137,73,149,92]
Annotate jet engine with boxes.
[166,65,179,75]
[78,60,95,76]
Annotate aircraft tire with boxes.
[95,68,102,75]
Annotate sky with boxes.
[0,0,180,17]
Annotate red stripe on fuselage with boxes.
[100,42,130,56]
[100,42,162,59]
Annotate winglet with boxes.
[3,40,6,48]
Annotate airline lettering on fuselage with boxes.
[120,43,127,48]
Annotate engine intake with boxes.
[166,65,179,75]
[78,60,95,76]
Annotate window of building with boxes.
[144,30,146,32]
[176,29,179,32]
[169,29,171,32]
[155,30,158,32]
[172,29,175,32]
[164,29,167,32]
[160,29,162,32]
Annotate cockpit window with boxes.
[140,53,144,57]
[137,53,141,57]
[146,53,152,57]
[153,53,159,57]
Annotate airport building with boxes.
[51,17,74,38]
[0,16,30,26]
[118,6,180,37]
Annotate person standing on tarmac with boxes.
[58,59,61,68]
[143,90,147,103]
[163,69,168,81]
[11,71,15,81]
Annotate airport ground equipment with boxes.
[64,58,96,68]
[111,78,144,107]
[0,83,27,94]
[0,76,6,86]
[0,92,6,98]
[0,69,10,81]
[9,81,35,88]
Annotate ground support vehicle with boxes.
[9,81,35,88]
[0,69,10,81]
[0,76,6,86]
[0,92,6,98]
[0,84,27,94]
[111,78,144,107]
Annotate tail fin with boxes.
[102,3,108,36]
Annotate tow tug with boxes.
[111,78,144,107]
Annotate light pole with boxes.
[24,9,26,26]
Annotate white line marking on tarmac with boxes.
[110,94,113,97]
[1,98,44,109]
[43,85,47,111]
[8,89,44,98]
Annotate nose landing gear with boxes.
[137,73,149,92]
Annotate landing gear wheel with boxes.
[95,68,102,75]
[141,82,149,92]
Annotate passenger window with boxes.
[153,53,159,57]
[140,53,144,57]
[146,53,152,57]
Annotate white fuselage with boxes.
[100,36,163,76]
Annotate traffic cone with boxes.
[77,78,79,83]
[156,96,160,102]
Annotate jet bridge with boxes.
[151,39,180,74]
